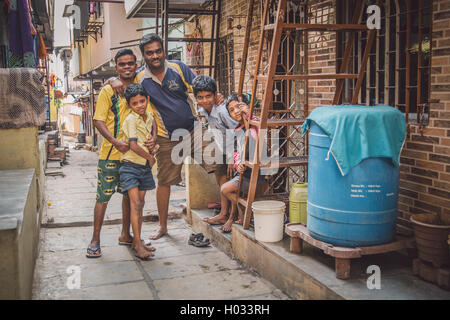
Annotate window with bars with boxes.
[336,0,432,125]
[217,35,235,97]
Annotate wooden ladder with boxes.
[238,0,376,230]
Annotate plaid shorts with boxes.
[96,160,127,203]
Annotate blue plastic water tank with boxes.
[307,122,399,247]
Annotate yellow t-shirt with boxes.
[93,85,131,161]
[121,110,155,166]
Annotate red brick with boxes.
[435,146,450,156]
[419,193,450,209]
[414,159,446,171]
[440,172,450,182]
[399,188,418,199]
[400,149,428,160]
[409,206,432,215]
[411,167,439,179]
[406,142,434,152]
[398,195,415,206]
[441,138,450,146]
[404,174,433,186]
[421,127,446,137]
[429,153,450,164]
[399,180,428,193]
[414,200,442,214]
[411,135,440,144]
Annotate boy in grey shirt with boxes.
[193,76,238,225]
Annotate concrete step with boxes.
[189,208,450,300]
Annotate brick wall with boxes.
[193,0,261,94]
[398,0,450,222]
[307,0,336,109]
[192,0,450,220]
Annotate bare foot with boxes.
[118,234,133,243]
[233,219,243,225]
[134,245,154,260]
[119,235,149,246]
[149,228,167,240]
[132,243,156,252]
[203,215,228,225]
[219,219,233,233]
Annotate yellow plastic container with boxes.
[289,183,308,225]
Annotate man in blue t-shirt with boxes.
[111,34,222,240]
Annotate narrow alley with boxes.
[32,136,289,300]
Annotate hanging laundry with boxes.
[90,2,97,15]
[37,32,47,60]
[8,0,37,67]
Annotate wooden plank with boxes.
[286,223,414,259]
[264,23,368,31]
[243,0,287,230]
[257,73,359,81]
[245,156,308,168]
[405,0,411,123]
[333,0,364,104]
[238,0,255,95]
[351,30,376,104]
[213,0,222,80]
[395,0,400,109]
[290,237,303,254]
[335,258,351,279]
[249,118,305,127]
[417,0,423,110]
[209,0,216,78]
[385,0,390,105]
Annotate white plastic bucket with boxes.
[252,200,286,242]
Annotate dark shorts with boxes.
[119,161,156,192]
[96,160,127,203]
[232,172,266,195]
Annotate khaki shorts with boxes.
[155,126,218,186]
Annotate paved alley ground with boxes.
[32,136,288,300]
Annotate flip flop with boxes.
[135,254,153,261]
[86,247,102,258]
[118,239,151,246]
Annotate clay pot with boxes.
[410,214,450,268]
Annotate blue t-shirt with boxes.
[136,60,196,138]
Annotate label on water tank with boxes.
[350,184,383,198]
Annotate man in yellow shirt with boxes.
[87,49,140,258]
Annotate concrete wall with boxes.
[0,126,46,214]
[0,127,47,299]
[0,169,39,299]
[185,160,221,222]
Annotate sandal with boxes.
[86,247,102,258]
[188,233,210,247]
[118,238,151,246]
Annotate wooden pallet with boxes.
[285,223,416,279]
[412,259,450,290]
